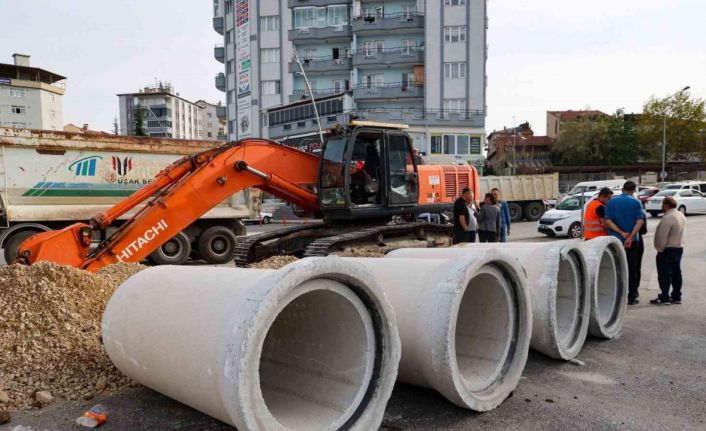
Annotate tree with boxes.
[638,92,705,161]
[133,106,147,136]
[113,117,119,135]
[552,110,640,166]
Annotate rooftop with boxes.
[548,110,608,121]
[0,58,66,85]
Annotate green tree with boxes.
[133,106,147,136]
[552,110,640,166]
[638,92,705,161]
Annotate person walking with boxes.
[492,188,511,242]
[466,191,479,243]
[452,187,473,245]
[478,192,501,243]
[604,181,646,305]
[650,196,686,305]
[583,187,613,239]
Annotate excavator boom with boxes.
[17,139,321,272]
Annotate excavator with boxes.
[16,121,478,272]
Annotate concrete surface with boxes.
[3,217,706,430]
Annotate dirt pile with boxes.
[0,262,145,412]
[247,255,299,269]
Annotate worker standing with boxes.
[466,190,479,243]
[492,188,511,242]
[452,187,473,245]
[478,192,501,243]
[583,187,614,239]
[650,196,686,305]
[604,181,646,305]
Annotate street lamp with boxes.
[661,86,690,182]
[292,51,325,145]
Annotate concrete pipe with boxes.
[579,236,629,339]
[102,258,401,431]
[344,249,531,411]
[391,242,590,360]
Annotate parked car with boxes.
[565,179,626,196]
[538,192,596,239]
[637,187,660,206]
[662,181,706,193]
[645,189,706,217]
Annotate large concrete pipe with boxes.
[579,236,629,339]
[390,242,590,360]
[344,249,531,412]
[102,258,401,431]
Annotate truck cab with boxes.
[318,121,421,221]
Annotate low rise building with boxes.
[487,122,554,175]
[0,54,66,131]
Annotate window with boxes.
[443,98,466,112]
[444,62,467,79]
[226,60,234,75]
[430,135,442,154]
[260,16,280,31]
[302,49,315,60]
[262,80,281,95]
[227,90,235,104]
[225,30,233,44]
[401,40,415,55]
[444,26,467,43]
[441,134,472,155]
[444,0,466,5]
[225,0,232,14]
[363,41,383,56]
[11,105,26,115]
[11,122,27,129]
[49,110,56,119]
[333,80,344,92]
[327,5,349,26]
[293,7,316,28]
[208,132,213,138]
[9,88,25,97]
[261,48,280,63]
[365,74,384,88]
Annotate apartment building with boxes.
[0,54,66,131]
[196,100,228,140]
[214,0,487,163]
[118,82,202,139]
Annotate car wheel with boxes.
[4,230,40,263]
[568,222,582,239]
[262,216,271,224]
[678,206,687,216]
[197,226,237,264]
[649,211,660,218]
[150,231,191,265]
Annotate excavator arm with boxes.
[17,139,321,272]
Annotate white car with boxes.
[645,189,706,217]
[538,192,596,238]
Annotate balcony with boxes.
[352,82,423,101]
[269,113,347,140]
[351,108,485,128]
[352,12,424,35]
[216,105,227,119]
[213,17,224,35]
[214,45,225,63]
[288,0,351,7]
[352,47,424,68]
[289,88,346,103]
[288,25,352,44]
[215,73,226,92]
[288,56,352,74]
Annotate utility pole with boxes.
[661,86,690,183]
[512,116,517,176]
[292,51,325,145]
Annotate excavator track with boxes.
[303,221,452,257]
[234,222,332,266]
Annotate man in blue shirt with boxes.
[604,181,646,305]
[492,188,511,242]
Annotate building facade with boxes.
[486,122,554,175]
[196,100,228,140]
[214,0,487,163]
[118,83,202,139]
[0,54,66,131]
[546,110,608,139]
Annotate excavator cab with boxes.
[318,121,420,221]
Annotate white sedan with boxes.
[538,192,596,238]
[645,189,706,217]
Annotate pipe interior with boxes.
[455,268,514,392]
[556,255,581,346]
[597,250,618,325]
[258,281,375,430]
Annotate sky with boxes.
[2,0,705,136]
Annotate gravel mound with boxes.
[247,255,299,269]
[0,262,145,412]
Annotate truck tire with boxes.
[508,203,523,222]
[149,232,191,265]
[197,226,237,264]
[4,230,39,263]
[523,201,545,221]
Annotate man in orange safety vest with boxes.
[583,187,614,240]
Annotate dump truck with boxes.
[0,128,258,264]
[479,173,559,222]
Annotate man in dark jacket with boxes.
[492,188,511,242]
[453,187,473,244]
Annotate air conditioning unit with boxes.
[334,25,344,32]
[334,58,343,65]
[298,27,310,34]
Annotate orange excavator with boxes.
[16,121,478,272]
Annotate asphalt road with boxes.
[3,217,706,430]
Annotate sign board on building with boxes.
[237,98,252,137]
[235,0,253,138]
[0,78,12,86]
